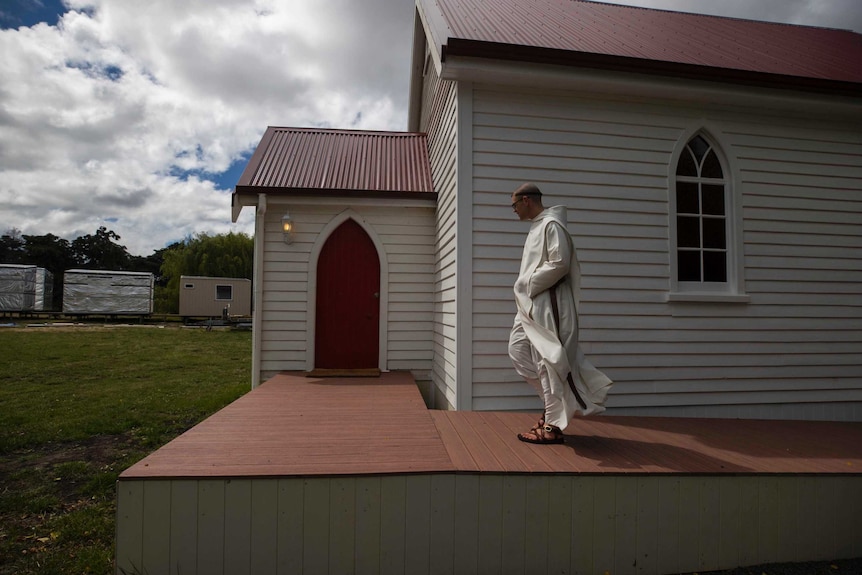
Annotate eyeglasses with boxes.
[511,196,527,208]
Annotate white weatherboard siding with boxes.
[466,85,862,420]
[258,203,436,385]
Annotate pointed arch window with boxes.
[670,133,747,301]
[676,135,727,283]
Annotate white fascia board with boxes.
[233,194,436,226]
[414,0,446,78]
[262,195,437,209]
[439,56,862,121]
[408,15,424,132]
[232,193,260,223]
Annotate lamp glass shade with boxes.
[281,214,293,243]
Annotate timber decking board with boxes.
[121,371,862,479]
[424,411,479,472]
[433,409,862,476]
[122,372,456,478]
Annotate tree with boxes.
[129,245,173,281]
[0,228,25,264]
[23,234,75,271]
[157,232,254,313]
[71,226,131,270]
[21,234,76,310]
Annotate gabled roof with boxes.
[234,127,435,198]
[418,0,862,94]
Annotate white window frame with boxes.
[668,128,748,303]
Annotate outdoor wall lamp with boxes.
[281,213,294,244]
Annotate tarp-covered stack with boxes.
[33,268,53,311]
[62,270,154,315]
[0,264,53,312]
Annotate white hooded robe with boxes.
[508,205,613,431]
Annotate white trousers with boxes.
[508,318,566,427]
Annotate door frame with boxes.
[306,209,388,371]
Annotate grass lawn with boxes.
[0,324,250,575]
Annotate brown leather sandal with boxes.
[528,416,545,435]
[518,424,565,444]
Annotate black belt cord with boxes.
[548,280,588,410]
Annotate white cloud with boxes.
[1,0,414,255]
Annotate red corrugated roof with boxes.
[424,0,862,90]
[235,127,435,197]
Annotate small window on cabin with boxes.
[674,135,728,285]
[215,285,233,301]
[184,283,195,289]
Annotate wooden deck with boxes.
[432,410,862,475]
[123,371,454,477]
[122,371,862,479]
[117,372,862,575]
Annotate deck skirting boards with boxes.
[116,472,862,575]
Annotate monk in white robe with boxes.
[508,183,613,444]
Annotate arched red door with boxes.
[315,219,380,369]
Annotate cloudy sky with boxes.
[1,0,860,256]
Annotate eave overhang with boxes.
[442,38,862,98]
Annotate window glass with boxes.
[215,285,233,300]
[701,150,724,178]
[702,218,726,248]
[676,148,697,176]
[701,184,725,215]
[678,251,701,281]
[676,182,700,214]
[677,216,701,248]
[703,252,727,282]
[688,135,710,163]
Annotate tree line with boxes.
[1,227,253,313]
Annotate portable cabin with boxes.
[179,276,251,318]
[62,269,154,315]
[0,264,53,312]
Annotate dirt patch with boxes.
[0,433,135,473]
[0,433,137,506]
[0,436,134,575]
[0,434,136,573]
